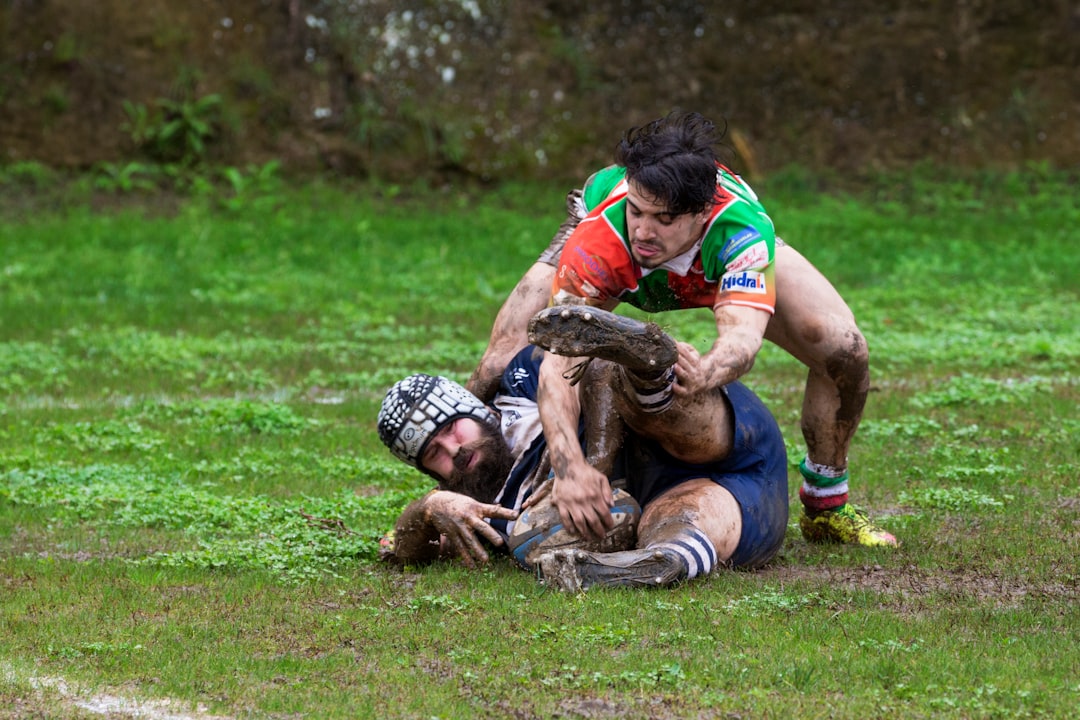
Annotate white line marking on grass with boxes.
[4,664,232,720]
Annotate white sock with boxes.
[803,458,847,479]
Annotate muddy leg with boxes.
[529,305,736,465]
[579,361,627,484]
[611,367,734,466]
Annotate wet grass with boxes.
[1,169,1078,718]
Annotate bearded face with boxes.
[439,420,515,504]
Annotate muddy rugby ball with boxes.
[508,487,641,570]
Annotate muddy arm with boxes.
[466,189,586,402]
[466,262,555,402]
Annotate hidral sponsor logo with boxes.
[720,270,767,294]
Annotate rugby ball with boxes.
[508,487,641,570]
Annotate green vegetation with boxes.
[1,167,1078,718]
[122,93,224,168]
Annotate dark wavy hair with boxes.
[615,111,723,216]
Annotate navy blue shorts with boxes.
[622,381,789,569]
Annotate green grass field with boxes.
[1,167,1078,718]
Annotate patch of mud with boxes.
[554,697,625,719]
[762,562,1076,610]
[416,656,456,682]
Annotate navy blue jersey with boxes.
[487,346,557,539]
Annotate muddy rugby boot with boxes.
[527,306,677,372]
[537,546,688,592]
[800,504,898,547]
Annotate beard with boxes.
[439,421,515,504]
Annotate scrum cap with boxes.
[377,374,497,469]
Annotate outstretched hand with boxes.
[423,491,518,568]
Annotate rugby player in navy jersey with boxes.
[377,308,789,591]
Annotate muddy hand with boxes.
[551,464,614,542]
[522,476,555,509]
[424,491,517,568]
[673,341,709,396]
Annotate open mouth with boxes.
[632,243,663,263]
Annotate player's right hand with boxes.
[550,461,615,542]
[423,491,518,568]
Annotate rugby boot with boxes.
[799,504,898,547]
[527,305,677,372]
[537,546,687,592]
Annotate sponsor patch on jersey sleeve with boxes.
[724,243,770,275]
[719,226,763,266]
[716,263,776,314]
[720,270,768,294]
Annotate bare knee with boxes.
[823,325,869,388]
[638,479,741,562]
[789,312,868,381]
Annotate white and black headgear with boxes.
[377,374,498,470]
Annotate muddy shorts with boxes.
[622,380,789,569]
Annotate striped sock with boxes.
[798,457,849,513]
[628,366,676,414]
[651,529,717,580]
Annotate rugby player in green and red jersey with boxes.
[468,111,897,549]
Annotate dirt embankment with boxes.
[2,1,1077,181]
